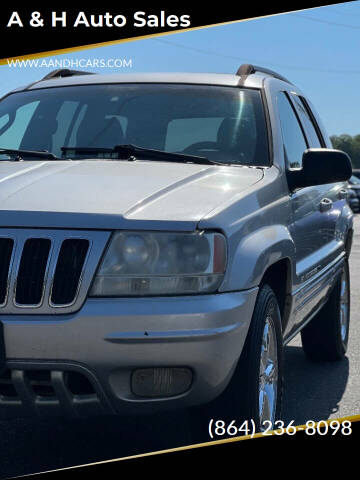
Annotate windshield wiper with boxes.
[61,144,219,165]
[0,148,59,160]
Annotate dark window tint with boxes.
[52,101,80,154]
[290,94,322,148]
[277,92,307,170]
[0,85,269,166]
[0,102,39,149]
[165,117,223,152]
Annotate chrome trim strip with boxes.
[13,236,53,309]
[0,236,16,308]
[284,256,345,345]
[292,250,345,296]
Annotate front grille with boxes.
[0,366,113,418]
[0,229,110,314]
[15,238,51,305]
[0,238,13,305]
[0,369,95,400]
[51,239,89,305]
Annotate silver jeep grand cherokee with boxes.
[0,64,353,431]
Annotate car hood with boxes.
[0,160,263,229]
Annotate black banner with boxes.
[0,2,344,60]
[21,418,360,478]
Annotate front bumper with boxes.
[1,289,258,418]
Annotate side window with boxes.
[277,92,307,170]
[289,93,323,148]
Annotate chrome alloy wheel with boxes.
[259,311,278,429]
[339,268,350,343]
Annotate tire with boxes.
[189,284,283,436]
[301,259,350,362]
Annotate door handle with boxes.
[338,188,348,200]
[319,198,333,212]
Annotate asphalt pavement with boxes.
[1,216,360,478]
[283,214,360,422]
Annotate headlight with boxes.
[90,231,227,296]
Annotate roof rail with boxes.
[41,69,96,80]
[236,64,292,84]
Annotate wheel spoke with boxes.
[339,269,349,343]
[258,313,278,427]
[265,361,276,381]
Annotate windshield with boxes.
[350,175,360,184]
[0,83,269,166]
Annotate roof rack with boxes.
[22,69,96,92]
[41,69,96,80]
[236,64,292,84]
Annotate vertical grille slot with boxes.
[0,369,18,398]
[51,239,89,305]
[0,238,14,305]
[15,238,51,305]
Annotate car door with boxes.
[288,92,344,266]
[277,91,332,334]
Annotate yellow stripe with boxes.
[0,19,256,65]
[32,414,360,476]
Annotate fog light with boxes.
[131,367,192,398]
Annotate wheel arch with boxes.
[345,227,353,259]
[221,224,295,294]
[259,257,292,333]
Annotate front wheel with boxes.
[236,284,284,430]
[189,284,283,436]
[301,259,350,362]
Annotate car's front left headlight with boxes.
[89,231,227,297]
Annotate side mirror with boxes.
[287,148,352,190]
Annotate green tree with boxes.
[330,134,360,168]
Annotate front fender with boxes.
[219,225,295,292]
